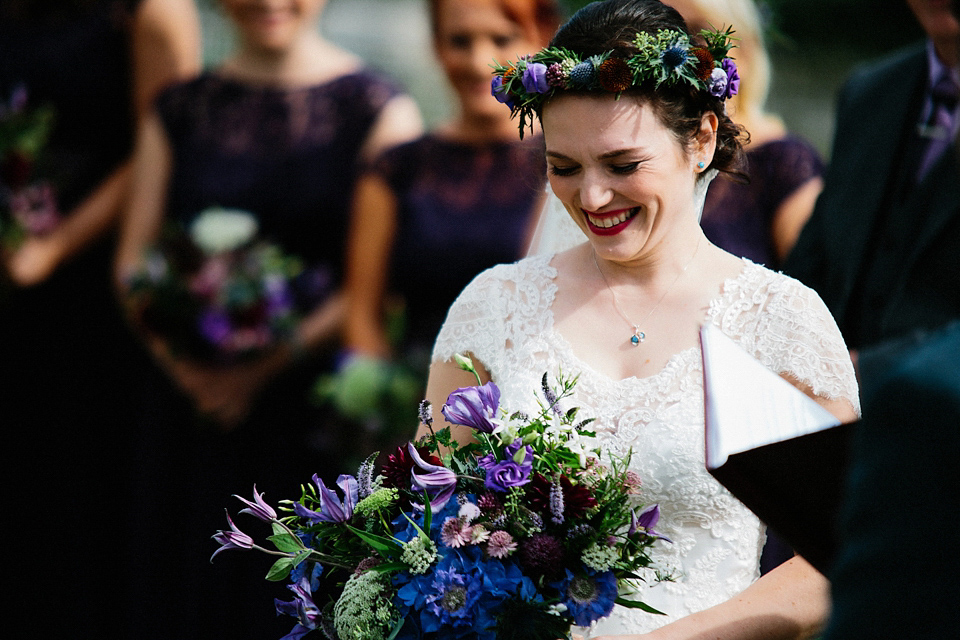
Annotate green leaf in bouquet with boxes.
[346,524,403,558]
[368,561,408,574]
[265,556,297,582]
[268,532,304,553]
[614,597,666,615]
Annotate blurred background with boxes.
[198,0,925,158]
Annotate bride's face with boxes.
[542,93,711,266]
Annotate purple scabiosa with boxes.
[425,566,484,628]
[486,530,518,559]
[518,532,566,581]
[441,381,501,434]
[210,510,254,560]
[233,484,277,522]
[556,569,618,626]
[721,58,740,98]
[521,61,550,93]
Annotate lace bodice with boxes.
[432,254,859,635]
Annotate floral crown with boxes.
[491,26,740,136]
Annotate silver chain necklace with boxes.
[593,236,702,347]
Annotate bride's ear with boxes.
[694,111,719,170]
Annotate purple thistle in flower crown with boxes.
[233,484,277,522]
[568,60,595,87]
[660,44,688,73]
[210,510,254,560]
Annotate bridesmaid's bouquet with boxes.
[125,207,314,363]
[212,356,671,640]
[0,84,60,249]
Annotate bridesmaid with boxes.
[0,0,199,635]
[344,0,561,429]
[114,0,422,636]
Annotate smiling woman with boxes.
[418,1,861,638]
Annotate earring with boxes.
[697,161,706,169]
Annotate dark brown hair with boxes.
[548,0,747,178]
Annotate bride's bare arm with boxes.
[591,555,828,640]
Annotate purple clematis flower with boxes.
[409,443,457,511]
[296,474,358,523]
[629,504,672,542]
[233,484,277,522]
[522,62,550,93]
[210,510,254,560]
[275,576,321,640]
[442,382,501,433]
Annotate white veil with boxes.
[525,169,719,257]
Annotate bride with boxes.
[417,0,859,638]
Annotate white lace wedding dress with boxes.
[431,253,860,636]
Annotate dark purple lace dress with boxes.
[0,1,145,634]
[132,70,404,639]
[373,134,546,370]
[701,135,824,269]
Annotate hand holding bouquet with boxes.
[213,356,671,640]
[125,207,319,363]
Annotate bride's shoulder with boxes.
[452,254,557,305]
[729,259,829,308]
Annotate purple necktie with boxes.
[916,73,959,182]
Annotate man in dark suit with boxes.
[784,0,959,402]
[823,321,960,640]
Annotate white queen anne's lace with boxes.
[433,254,859,635]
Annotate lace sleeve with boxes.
[732,270,861,416]
[431,267,510,377]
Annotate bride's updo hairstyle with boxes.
[547,0,746,179]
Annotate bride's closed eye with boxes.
[611,161,641,175]
[548,164,579,177]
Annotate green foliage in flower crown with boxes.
[490,24,738,137]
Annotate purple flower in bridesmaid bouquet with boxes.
[198,308,232,347]
[233,484,277,522]
[210,510,255,560]
[409,443,457,511]
[441,382,501,434]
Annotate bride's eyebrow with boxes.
[545,148,644,162]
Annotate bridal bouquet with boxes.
[213,356,671,640]
[125,207,315,363]
[0,84,60,249]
